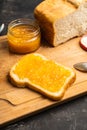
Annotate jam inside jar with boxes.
[7,18,41,54]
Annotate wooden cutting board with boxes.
[0,35,87,126]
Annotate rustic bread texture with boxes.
[54,2,87,45]
[34,1,87,46]
[34,0,76,46]
[67,0,87,7]
[43,0,87,7]
[9,53,76,100]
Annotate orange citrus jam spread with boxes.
[13,54,71,92]
[7,24,41,54]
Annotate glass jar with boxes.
[7,18,41,54]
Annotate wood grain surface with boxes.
[0,35,87,126]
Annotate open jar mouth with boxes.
[8,18,40,38]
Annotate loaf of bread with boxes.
[34,0,87,46]
[9,53,76,100]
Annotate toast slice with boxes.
[9,53,76,100]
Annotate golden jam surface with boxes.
[13,54,71,92]
[7,25,40,54]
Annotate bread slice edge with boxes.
[9,53,76,100]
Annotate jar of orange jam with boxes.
[7,18,41,54]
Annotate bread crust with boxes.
[34,1,87,46]
[34,0,76,46]
[9,53,76,100]
[67,0,86,7]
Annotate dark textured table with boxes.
[0,0,87,130]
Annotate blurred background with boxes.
[0,0,42,35]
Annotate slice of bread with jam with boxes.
[9,53,76,100]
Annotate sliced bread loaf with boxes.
[9,53,76,100]
[54,2,87,45]
[34,1,87,46]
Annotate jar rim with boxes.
[8,18,40,37]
